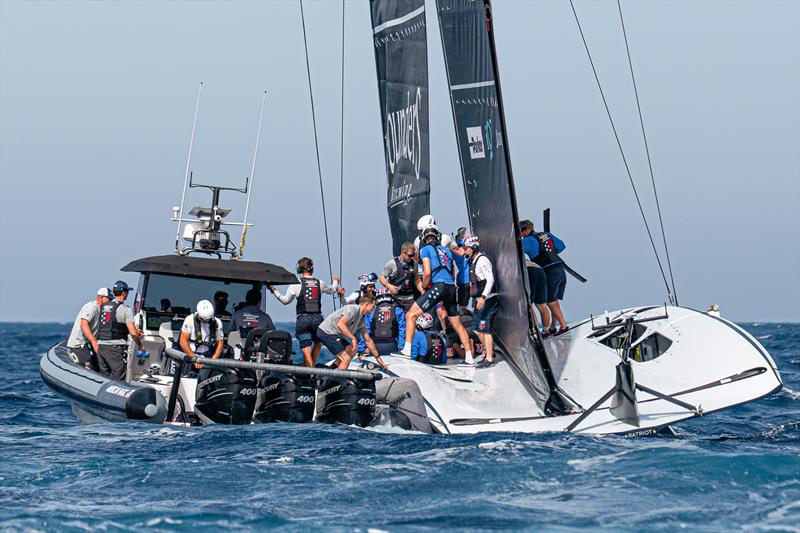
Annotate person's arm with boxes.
[359,311,374,353]
[344,292,359,304]
[264,314,275,332]
[362,332,388,368]
[549,233,566,253]
[211,319,224,358]
[126,322,144,350]
[380,260,399,294]
[179,331,194,357]
[320,278,340,295]
[523,236,538,261]
[269,284,299,305]
[421,257,432,288]
[396,307,406,346]
[80,319,99,353]
[480,256,495,297]
[337,315,359,355]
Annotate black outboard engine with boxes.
[315,377,376,427]
[194,367,257,424]
[254,330,315,423]
[242,328,269,361]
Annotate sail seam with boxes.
[450,80,495,91]
[372,5,425,34]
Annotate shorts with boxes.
[456,283,470,308]
[472,296,499,333]
[295,313,324,349]
[416,282,459,317]
[67,344,97,370]
[545,264,567,302]
[316,327,351,356]
[373,339,399,355]
[527,266,548,305]
[395,295,415,313]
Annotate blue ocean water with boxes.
[0,322,797,532]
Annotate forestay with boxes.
[370,0,431,254]
[435,0,557,410]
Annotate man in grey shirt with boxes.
[379,241,424,312]
[316,294,387,370]
[66,287,112,368]
[97,281,144,380]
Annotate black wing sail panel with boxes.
[370,0,431,254]
[436,0,552,409]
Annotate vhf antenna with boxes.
[240,91,267,258]
[175,82,204,253]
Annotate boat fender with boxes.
[125,386,166,421]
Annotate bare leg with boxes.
[448,315,474,363]
[404,303,423,345]
[301,346,314,367]
[547,300,567,330]
[311,342,322,365]
[336,350,352,369]
[536,303,551,330]
[481,332,494,361]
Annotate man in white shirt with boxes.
[464,233,499,367]
[66,287,112,368]
[180,299,224,369]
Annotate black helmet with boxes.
[421,227,440,245]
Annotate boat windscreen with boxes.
[371,0,431,255]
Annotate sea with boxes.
[1,322,797,532]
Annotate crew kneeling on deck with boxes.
[411,312,446,364]
[180,299,224,369]
[401,227,475,365]
[359,288,405,355]
[316,294,388,370]
[464,233,499,367]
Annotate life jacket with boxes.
[388,257,416,296]
[533,232,561,268]
[469,252,497,298]
[296,277,322,315]
[370,302,398,342]
[192,313,219,352]
[98,300,128,341]
[422,243,454,277]
[422,331,444,364]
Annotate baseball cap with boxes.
[112,280,133,295]
[97,287,112,298]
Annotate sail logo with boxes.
[466,126,485,159]
[385,87,423,180]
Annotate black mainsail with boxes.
[370,0,431,254]
[436,0,566,412]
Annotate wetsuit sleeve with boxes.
[396,307,406,348]
[272,284,300,304]
[549,233,566,253]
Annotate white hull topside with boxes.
[362,306,782,435]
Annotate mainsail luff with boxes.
[436,0,561,410]
[370,0,431,255]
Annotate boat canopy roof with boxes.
[121,254,298,285]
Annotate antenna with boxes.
[174,82,204,253]
[240,91,267,257]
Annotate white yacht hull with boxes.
[372,306,782,435]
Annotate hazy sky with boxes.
[1,0,798,323]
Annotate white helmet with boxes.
[416,313,434,330]
[417,214,436,232]
[196,299,214,320]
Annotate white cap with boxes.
[97,287,112,298]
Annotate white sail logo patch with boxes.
[466,126,485,159]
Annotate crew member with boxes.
[401,227,475,365]
[520,219,568,334]
[269,257,342,367]
[411,312,446,364]
[344,273,378,304]
[520,220,551,334]
[316,294,388,370]
[360,289,406,355]
[379,242,423,312]
[229,288,275,337]
[413,215,465,257]
[66,287,112,369]
[213,291,231,317]
[453,227,471,309]
[464,233,499,367]
[179,299,224,369]
[96,281,144,380]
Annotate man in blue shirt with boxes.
[358,289,406,354]
[520,219,568,335]
[453,227,471,310]
[400,227,475,364]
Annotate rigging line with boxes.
[300,0,336,309]
[338,0,345,288]
[617,0,678,304]
[568,0,672,296]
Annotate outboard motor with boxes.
[315,377,376,427]
[253,330,315,423]
[194,367,257,424]
[242,328,269,361]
